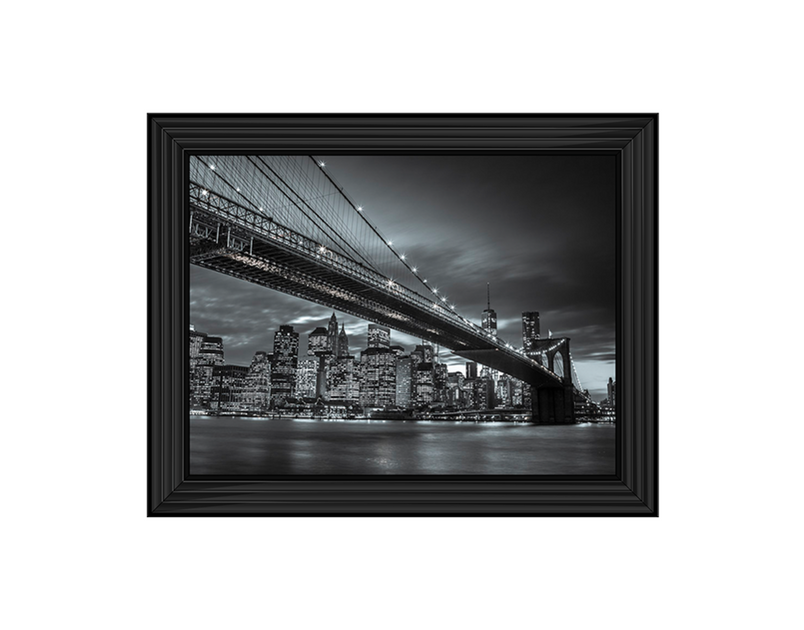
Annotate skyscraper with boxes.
[395,356,413,408]
[337,324,349,358]
[326,312,339,355]
[522,311,541,357]
[465,361,478,380]
[271,325,299,402]
[482,283,497,337]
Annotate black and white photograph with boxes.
[188,154,617,475]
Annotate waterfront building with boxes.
[328,356,359,402]
[242,351,271,413]
[359,346,396,407]
[433,363,448,404]
[211,364,249,413]
[295,356,319,399]
[271,325,299,402]
[395,356,413,408]
[413,362,434,406]
[495,376,513,408]
[190,330,225,409]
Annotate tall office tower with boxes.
[367,323,391,349]
[413,362,434,405]
[326,312,339,355]
[389,345,405,357]
[481,283,497,337]
[243,351,271,413]
[359,346,396,407]
[271,325,299,402]
[328,356,358,402]
[395,356,413,408]
[607,377,616,407]
[522,311,541,357]
[337,324,350,358]
[295,357,319,399]
[465,361,478,380]
[308,327,328,355]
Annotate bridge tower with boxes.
[530,338,575,424]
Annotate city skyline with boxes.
[190,155,616,400]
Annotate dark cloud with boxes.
[190,155,616,400]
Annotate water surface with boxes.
[190,416,615,475]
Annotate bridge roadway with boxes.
[189,183,566,390]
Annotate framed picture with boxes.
[148,114,657,516]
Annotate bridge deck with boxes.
[189,186,565,389]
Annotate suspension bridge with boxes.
[188,155,587,423]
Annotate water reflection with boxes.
[190,416,615,475]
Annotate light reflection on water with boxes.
[190,416,616,475]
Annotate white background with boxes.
[3,1,802,628]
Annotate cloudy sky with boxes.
[190,155,616,400]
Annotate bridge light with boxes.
[357,206,363,212]
[201,189,209,196]
[441,296,447,302]
[387,240,393,246]
[209,164,215,170]
[319,162,326,168]
[400,254,406,260]
[236,187,240,192]
[433,288,438,294]
[412,267,417,273]
[423,279,427,283]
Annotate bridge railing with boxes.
[190,182,562,380]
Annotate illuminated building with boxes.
[413,362,434,405]
[243,351,271,413]
[190,329,225,409]
[395,356,413,408]
[482,283,497,337]
[337,324,350,358]
[328,356,359,402]
[271,325,299,402]
[367,324,390,349]
[465,361,478,380]
[308,327,328,356]
[326,312,339,354]
[359,346,396,407]
[522,312,541,358]
[607,377,616,407]
[433,363,448,404]
[211,365,249,413]
[295,357,319,399]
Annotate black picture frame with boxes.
[148,114,658,516]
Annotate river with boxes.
[190,415,615,475]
